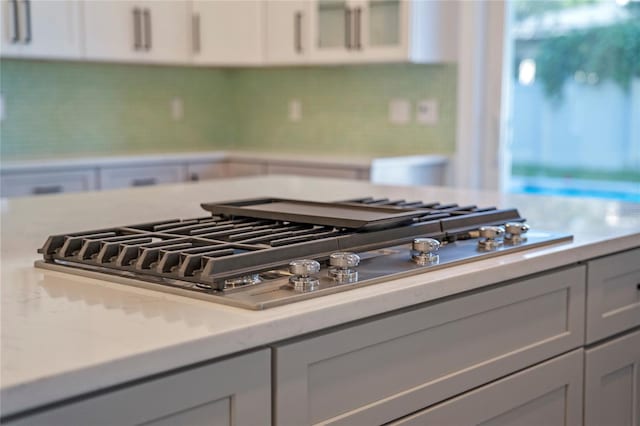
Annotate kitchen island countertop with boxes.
[1,176,639,417]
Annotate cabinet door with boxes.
[191,0,263,65]
[585,328,640,426]
[187,161,228,181]
[99,165,186,189]
[5,349,271,426]
[265,0,311,64]
[0,169,97,197]
[0,0,81,59]
[308,0,354,62]
[356,0,408,62]
[84,0,189,63]
[389,349,584,426]
[267,163,362,179]
[274,266,586,426]
[83,0,142,62]
[585,248,640,344]
[142,0,189,63]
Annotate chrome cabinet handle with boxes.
[192,13,200,53]
[22,0,31,43]
[131,177,157,187]
[344,7,351,49]
[10,0,20,43]
[32,185,63,195]
[294,11,302,53]
[353,6,361,50]
[143,8,151,50]
[132,7,142,50]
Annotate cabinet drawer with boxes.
[5,349,271,426]
[586,248,640,343]
[1,170,97,197]
[274,266,586,426]
[584,328,640,426]
[267,164,363,180]
[225,161,267,177]
[186,162,227,181]
[390,349,583,426]
[99,165,186,190]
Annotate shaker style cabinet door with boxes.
[585,248,640,344]
[584,328,640,426]
[265,0,311,64]
[274,266,585,426]
[5,349,271,426]
[0,0,81,59]
[389,349,584,426]
[191,0,264,65]
[83,0,189,64]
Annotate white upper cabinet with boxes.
[0,0,82,59]
[271,0,457,64]
[265,0,311,64]
[83,0,190,64]
[191,0,264,65]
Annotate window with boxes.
[506,0,640,201]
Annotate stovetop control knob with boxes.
[289,259,321,292]
[411,238,440,265]
[478,226,505,250]
[329,252,360,283]
[504,222,530,244]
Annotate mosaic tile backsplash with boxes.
[0,60,456,160]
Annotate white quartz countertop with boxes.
[0,150,438,172]
[1,176,639,417]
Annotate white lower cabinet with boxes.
[273,266,585,426]
[585,248,640,344]
[0,169,97,197]
[267,163,366,180]
[99,164,186,189]
[5,349,271,426]
[584,328,640,426]
[186,161,227,181]
[390,349,584,426]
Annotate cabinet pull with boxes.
[131,177,157,187]
[294,11,303,53]
[192,13,200,53]
[22,0,31,43]
[32,185,63,195]
[143,8,152,50]
[354,6,361,50]
[344,8,351,49]
[132,8,142,50]
[10,0,20,43]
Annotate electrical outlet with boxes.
[388,98,410,124]
[416,99,439,125]
[288,99,302,122]
[171,97,184,121]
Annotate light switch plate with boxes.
[389,98,411,124]
[171,97,184,121]
[417,99,439,125]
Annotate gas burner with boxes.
[35,197,572,309]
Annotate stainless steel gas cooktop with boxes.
[36,197,572,309]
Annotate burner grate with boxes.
[38,198,523,290]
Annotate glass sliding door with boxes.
[505,0,640,201]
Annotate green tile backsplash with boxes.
[0,60,456,161]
